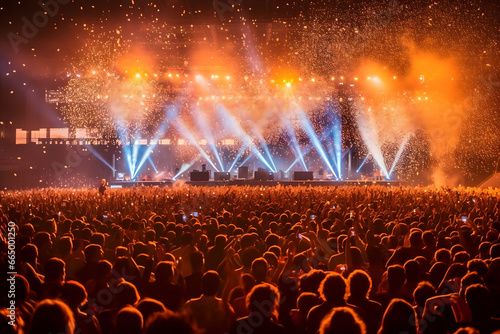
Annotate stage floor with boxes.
[109,179,404,188]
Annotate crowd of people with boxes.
[1,184,500,334]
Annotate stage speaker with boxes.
[238,166,248,179]
[214,172,230,180]
[254,170,274,181]
[293,171,314,181]
[190,171,209,181]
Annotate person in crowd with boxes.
[143,261,184,311]
[290,292,323,334]
[40,257,66,299]
[136,298,167,326]
[307,273,363,334]
[60,280,102,334]
[229,284,286,334]
[184,270,234,334]
[99,179,107,195]
[378,299,418,334]
[27,299,75,334]
[143,311,196,334]
[184,251,204,300]
[115,307,143,334]
[319,307,367,334]
[346,270,383,334]
[96,281,140,334]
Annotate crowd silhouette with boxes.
[1,185,499,334]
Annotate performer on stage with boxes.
[99,179,107,195]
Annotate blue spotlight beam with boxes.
[332,113,342,179]
[356,154,371,173]
[250,123,277,172]
[193,107,225,171]
[250,147,274,172]
[325,102,342,179]
[211,143,225,172]
[132,138,140,163]
[355,105,389,177]
[294,104,338,178]
[114,117,135,177]
[172,156,200,181]
[147,156,158,174]
[285,129,332,173]
[283,118,307,171]
[228,144,250,172]
[173,118,220,172]
[123,145,134,177]
[85,145,114,171]
[388,134,411,178]
[237,153,254,168]
[326,145,340,174]
[261,137,277,172]
[216,104,274,172]
[113,110,137,178]
[132,105,178,179]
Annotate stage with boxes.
[109,179,405,188]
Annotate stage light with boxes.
[355,105,389,177]
[216,104,274,172]
[330,106,342,179]
[286,82,291,87]
[356,154,370,173]
[228,144,249,172]
[237,153,253,168]
[295,104,337,178]
[172,157,199,181]
[193,106,225,172]
[173,117,220,172]
[285,129,332,173]
[85,145,115,171]
[127,105,177,180]
[388,134,411,179]
[283,117,307,171]
[371,76,382,85]
[147,156,158,174]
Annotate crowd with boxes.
[1,184,500,334]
